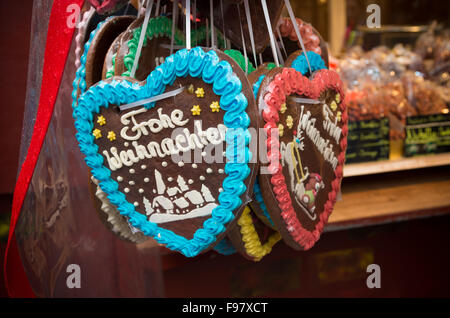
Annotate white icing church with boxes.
[144,169,218,224]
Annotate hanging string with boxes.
[237,5,248,73]
[131,0,154,77]
[243,0,258,67]
[210,0,215,48]
[119,86,186,111]
[275,37,285,65]
[284,0,312,74]
[155,0,161,16]
[220,0,226,49]
[186,0,191,50]
[260,0,279,66]
[193,0,197,46]
[170,0,178,54]
[276,26,288,59]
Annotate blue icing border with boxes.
[213,237,237,255]
[291,51,326,76]
[74,47,252,257]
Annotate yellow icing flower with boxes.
[92,128,102,139]
[97,115,106,126]
[286,115,294,129]
[195,87,205,98]
[191,105,201,116]
[210,101,220,112]
[330,101,338,111]
[187,84,194,94]
[107,131,116,141]
[278,124,284,137]
[336,93,341,104]
[337,111,342,122]
[280,103,287,114]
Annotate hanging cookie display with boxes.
[256,66,347,251]
[73,47,258,256]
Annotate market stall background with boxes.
[0,0,449,297]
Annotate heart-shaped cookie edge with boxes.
[260,67,348,250]
[73,47,254,257]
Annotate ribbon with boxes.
[130,0,154,77]
[170,0,178,55]
[260,0,279,66]
[4,0,86,297]
[185,0,191,50]
[284,0,312,74]
[243,0,257,67]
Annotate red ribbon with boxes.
[4,0,85,297]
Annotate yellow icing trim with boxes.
[237,206,281,261]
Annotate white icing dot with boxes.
[152,189,156,194]
[124,188,130,193]
[200,176,205,181]
[129,181,135,185]
[218,169,224,174]
[188,179,194,184]
[139,189,144,193]
[192,164,198,169]
[144,178,150,183]
[178,161,184,167]
[206,168,213,174]
[219,188,223,193]
[124,142,129,147]
[201,152,207,157]
[129,169,135,174]
[134,202,139,207]
[162,161,168,167]
[117,176,123,182]
[168,177,173,182]
[141,165,147,169]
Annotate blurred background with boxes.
[0,0,449,297]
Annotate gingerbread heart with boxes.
[276,17,329,68]
[113,16,185,81]
[256,67,347,250]
[73,47,258,256]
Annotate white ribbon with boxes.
[276,26,288,59]
[210,0,216,48]
[289,96,320,104]
[155,0,161,16]
[284,0,312,74]
[186,0,191,50]
[237,5,248,73]
[244,0,258,67]
[130,0,154,78]
[119,86,186,111]
[170,0,178,55]
[260,0,279,66]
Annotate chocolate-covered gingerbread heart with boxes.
[74,47,258,256]
[113,15,185,81]
[257,67,347,250]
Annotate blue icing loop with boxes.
[73,46,253,258]
[253,75,266,99]
[188,47,206,77]
[291,51,326,76]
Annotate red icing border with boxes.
[262,68,348,250]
